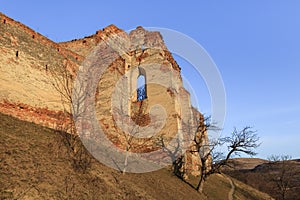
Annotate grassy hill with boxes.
[223,158,300,200]
[0,113,272,199]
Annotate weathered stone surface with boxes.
[0,12,208,176]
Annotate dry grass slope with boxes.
[0,113,273,199]
[223,158,300,200]
[0,113,205,200]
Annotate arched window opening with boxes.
[137,74,146,101]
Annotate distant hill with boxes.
[224,158,268,170]
[223,158,300,200]
[0,113,272,199]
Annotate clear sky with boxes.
[1,1,299,159]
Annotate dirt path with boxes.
[224,175,235,200]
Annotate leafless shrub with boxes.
[49,65,91,172]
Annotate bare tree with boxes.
[112,99,153,174]
[122,100,143,174]
[49,65,91,172]
[266,155,299,200]
[155,115,215,184]
[119,115,140,174]
[221,127,260,161]
[193,121,261,193]
[188,115,219,192]
[156,133,184,178]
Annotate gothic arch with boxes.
[137,67,147,101]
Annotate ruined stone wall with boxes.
[90,26,206,175]
[93,27,181,153]
[0,13,82,128]
[0,13,208,176]
[0,13,83,62]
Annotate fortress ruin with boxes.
[0,13,209,176]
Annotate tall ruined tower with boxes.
[0,13,208,176]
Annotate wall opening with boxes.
[16,51,19,58]
[3,19,6,24]
[32,35,35,39]
[137,74,147,101]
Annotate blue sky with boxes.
[1,1,299,159]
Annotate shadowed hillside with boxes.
[0,113,273,199]
[223,158,300,200]
[0,113,205,200]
